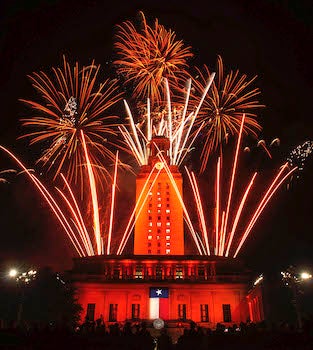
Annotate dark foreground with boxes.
[1,322,313,350]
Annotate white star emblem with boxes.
[156,289,162,296]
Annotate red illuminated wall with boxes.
[76,281,249,325]
[247,284,264,322]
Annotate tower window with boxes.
[166,242,170,247]
[166,216,170,220]
[149,216,152,220]
[157,236,160,240]
[166,235,170,240]
[149,222,152,227]
[157,222,161,227]
[166,222,170,226]
[157,204,162,208]
[148,235,152,240]
[158,216,161,220]
[148,242,151,247]
[166,209,170,213]
[166,229,170,233]
[166,249,170,254]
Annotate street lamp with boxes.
[281,266,312,330]
[7,267,37,325]
[9,269,18,278]
[300,272,312,280]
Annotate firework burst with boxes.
[190,55,264,172]
[20,56,123,189]
[287,140,313,171]
[114,11,193,105]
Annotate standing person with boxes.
[157,328,172,350]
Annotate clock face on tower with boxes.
[155,161,164,170]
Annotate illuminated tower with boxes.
[134,136,184,255]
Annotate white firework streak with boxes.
[119,75,215,166]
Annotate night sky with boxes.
[0,0,313,274]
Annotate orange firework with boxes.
[191,55,263,172]
[20,56,123,188]
[114,11,193,105]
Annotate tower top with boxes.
[148,136,170,166]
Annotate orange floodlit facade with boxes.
[134,137,184,255]
[72,256,252,325]
[71,135,263,327]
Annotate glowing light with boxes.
[253,274,263,286]
[300,272,312,280]
[9,269,18,278]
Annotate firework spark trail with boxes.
[123,100,146,163]
[80,131,101,254]
[215,157,221,255]
[55,187,94,256]
[191,171,210,255]
[233,164,297,258]
[107,151,119,255]
[220,114,245,255]
[0,146,86,256]
[219,211,225,255]
[224,172,257,257]
[117,164,162,255]
[120,75,215,169]
[59,174,94,255]
[157,151,203,255]
[257,140,272,159]
[185,167,210,255]
[176,74,215,166]
[172,79,191,165]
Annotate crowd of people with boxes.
[1,319,313,349]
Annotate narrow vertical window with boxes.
[222,304,232,322]
[131,304,140,319]
[109,304,118,322]
[86,303,95,321]
[200,304,209,322]
[178,304,187,320]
